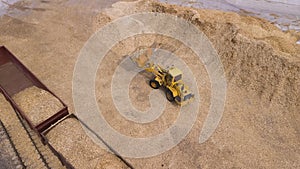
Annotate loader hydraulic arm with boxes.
[144,63,166,78]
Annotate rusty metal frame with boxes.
[0,46,69,133]
[0,46,74,168]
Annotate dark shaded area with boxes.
[70,114,135,169]
[0,120,23,169]
[0,147,15,169]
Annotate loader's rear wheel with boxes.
[149,80,160,89]
[166,89,174,102]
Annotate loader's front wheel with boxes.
[149,80,160,89]
[166,89,175,102]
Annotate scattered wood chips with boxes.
[12,86,64,126]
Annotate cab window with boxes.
[184,94,193,101]
[165,74,173,82]
[174,74,182,82]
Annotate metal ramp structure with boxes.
[0,46,69,133]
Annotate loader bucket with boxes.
[129,42,165,68]
[130,46,153,68]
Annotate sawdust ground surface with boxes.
[0,0,299,168]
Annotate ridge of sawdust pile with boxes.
[95,0,300,57]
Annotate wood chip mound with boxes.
[12,86,64,126]
[95,153,128,169]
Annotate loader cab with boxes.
[174,83,195,105]
[166,67,183,86]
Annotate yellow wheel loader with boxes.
[130,46,194,106]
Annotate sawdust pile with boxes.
[95,153,128,169]
[46,117,128,169]
[12,86,64,126]
[145,1,300,127]
[91,0,300,168]
[93,0,300,127]
[0,0,299,168]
